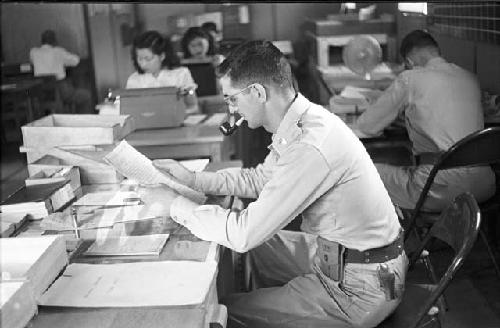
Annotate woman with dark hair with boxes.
[181,27,215,60]
[126,30,198,112]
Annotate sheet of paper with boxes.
[103,140,206,204]
[39,261,217,307]
[183,114,207,126]
[41,205,163,231]
[340,86,372,99]
[84,234,169,256]
[73,191,141,206]
[179,159,210,172]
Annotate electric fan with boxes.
[342,36,382,80]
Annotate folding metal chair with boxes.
[403,127,500,278]
[379,193,481,328]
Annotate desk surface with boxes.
[1,77,43,93]
[23,174,231,327]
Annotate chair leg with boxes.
[479,229,500,279]
[423,256,449,312]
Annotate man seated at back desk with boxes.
[355,29,496,214]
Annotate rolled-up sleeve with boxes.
[170,143,331,253]
[356,73,409,136]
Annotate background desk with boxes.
[1,78,44,143]
[126,115,231,162]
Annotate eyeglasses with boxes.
[223,84,254,107]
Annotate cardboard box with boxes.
[20,114,135,163]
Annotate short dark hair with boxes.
[131,30,180,73]
[216,40,294,92]
[181,27,215,59]
[41,30,57,46]
[400,29,440,59]
[201,22,217,33]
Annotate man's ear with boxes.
[251,83,267,103]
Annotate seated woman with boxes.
[126,30,199,113]
[180,27,223,65]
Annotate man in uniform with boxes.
[154,41,407,327]
[356,30,495,212]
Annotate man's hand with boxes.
[152,159,196,188]
[136,184,179,218]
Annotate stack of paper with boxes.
[0,181,75,220]
[40,261,217,307]
[25,165,81,193]
[330,86,384,114]
[0,235,68,300]
[84,234,169,257]
[0,280,37,328]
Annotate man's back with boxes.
[30,44,79,80]
[402,57,483,153]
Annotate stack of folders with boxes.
[0,181,75,220]
[0,212,29,237]
[0,280,37,328]
[0,235,68,301]
[25,165,81,193]
[329,86,383,115]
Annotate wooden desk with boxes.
[126,114,231,162]
[1,78,44,142]
[22,180,230,328]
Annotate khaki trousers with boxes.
[222,230,408,328]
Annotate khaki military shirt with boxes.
[171,93,401,252]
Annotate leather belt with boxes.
[344,231,404,264]
[414,152,443,166]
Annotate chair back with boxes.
[410,193,481,327]
[404,127,500,241]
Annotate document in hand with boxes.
[83,234,169,256]
[103,140,206,204]
[39,261,217,307]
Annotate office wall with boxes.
[137,3,206,33]
[86,4,137,100]
[1,3,87,63]
[273,3,341,42]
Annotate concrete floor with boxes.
[1,141,500,326]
